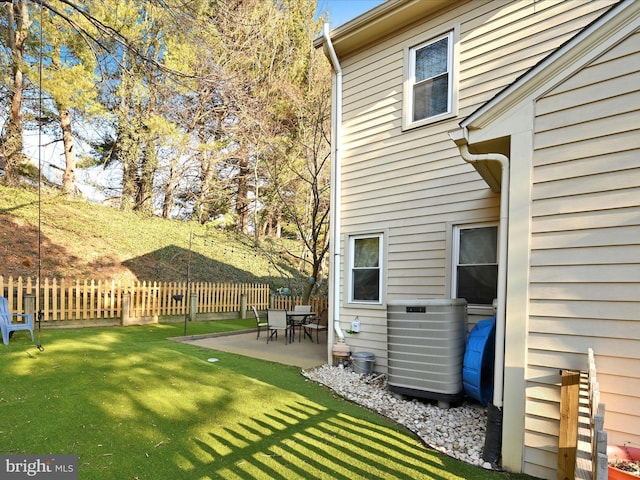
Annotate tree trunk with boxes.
[301,262,320,304]
[135,137,156,213]
[236,156,249,233]
[193,146,213,224]
[253,158,261,240]
[3,1,31,185]
[268,205,282,238]
[161,165,174,219]
[119,123,140,211]
[60,109,77,197]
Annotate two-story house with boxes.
[314,0,640,478]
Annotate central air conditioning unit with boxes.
[387,299,467,408]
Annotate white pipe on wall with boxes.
[449,131,509,409]
[322,23,345,342]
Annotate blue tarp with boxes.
[462,316,496,406]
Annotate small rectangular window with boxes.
[349,234,382,303]
[453,225,498,305]
[408,31,453,126]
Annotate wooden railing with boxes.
[0,276,326,324]
[560,348,607,480]
[586,348,608,480]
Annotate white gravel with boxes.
[302,364,493,469]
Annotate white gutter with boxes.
[449,130,508,409]
[323,23,345,342]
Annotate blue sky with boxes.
[317,0,385,28]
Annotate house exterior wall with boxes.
[526,29,640,477]
[335,0,616,372]
[329,1,634,477]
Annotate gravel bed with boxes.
[302,364,493,469]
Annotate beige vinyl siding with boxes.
[528,29,640,476]
[458,0,616,113]
[335,0,618,386]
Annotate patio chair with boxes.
[252,306,269,340]
[0,296,34,346]
[304,309,328,343]
[266,309,291,345]
[290,304,312,341]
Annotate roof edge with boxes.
[314,0,453,56]
[462,0,640,130]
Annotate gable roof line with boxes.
[313,0,453,56]
[461,0,639,131]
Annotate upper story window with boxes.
[349,233,383,304]
[406,31,455,128]
[452,224,498,306]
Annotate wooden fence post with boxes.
[558,370,580,480]
[121,293,131,326]
[24,293,36,317]
[189,292,197,322]
[240,293,247,319]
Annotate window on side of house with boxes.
[349,234,382,304]
[452,224,498,306]
[409,31,453,125]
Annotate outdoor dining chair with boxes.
[303,308,328,343]
[252,306,269,340]
[290,305,312,342]
[0,296,34,346]
[266,309,292,345]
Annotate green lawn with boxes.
[0,322,534,479]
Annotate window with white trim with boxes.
[349,234,382,303]
[452,224,498,306]
[408,31,453,124]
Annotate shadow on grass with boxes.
[0,325,530,480]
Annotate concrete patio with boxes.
[180,329,330,369]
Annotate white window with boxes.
[349,234,382,303]
[452,224,498,306]
[408,31,453,125]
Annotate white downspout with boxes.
[449,131,508,409]
[323,23,345,342]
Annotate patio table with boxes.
[286,311,316,342]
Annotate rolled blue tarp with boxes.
[462,316,496,406]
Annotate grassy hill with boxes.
[0,184,313,294]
